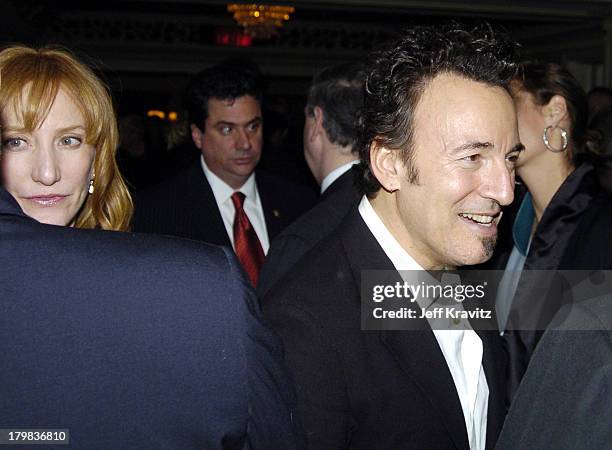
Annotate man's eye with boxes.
[462,154,480,162]
[59,136,82,147]
[1,137,27,151]
[247,122,260,132]
[220,126,232,135]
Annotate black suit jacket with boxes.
[258,167,361,298]
[132,160,316,245]
[0,188,305,450]
[262,207,506,450]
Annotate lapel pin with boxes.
[273,209,281,218]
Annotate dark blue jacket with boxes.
[0,188,305,450]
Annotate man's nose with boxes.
[235,128,252,151]
[482,159,514,207]
[31,145,61,186]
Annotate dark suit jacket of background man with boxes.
[133,159,316,245]
[261,206,507,450]
[258,167,361,298]
[0,188,305,450]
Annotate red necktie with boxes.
[231,192,265,287]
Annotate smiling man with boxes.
[368,71,522,269]
[262,24,523,450]
[134,60,315,286]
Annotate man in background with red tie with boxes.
[134,59,315,286]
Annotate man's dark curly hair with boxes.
[306,62,366,152]
[358,22,520,197]
[186,58,265,131]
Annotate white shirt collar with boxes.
[199,155,269,253]
[200,155,257,202]
[320,160,360,194]
[358,196,460,312]
[358,195,422,271]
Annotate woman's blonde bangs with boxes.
[0,49,62,133]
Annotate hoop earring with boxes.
[542,125,568,153]
[88,174,95,194]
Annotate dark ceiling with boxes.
[2,0,611,109]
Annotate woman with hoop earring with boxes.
[486,61,612,402]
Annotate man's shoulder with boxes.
[256,170,317,204]
[262,221,356,312]
[257,186,360,298]
[277,178,360,241]
[24,220,232,278]
[3,218,255,336]
[97,228,231,270]
[272,195,338,243]
[0,216,306,450]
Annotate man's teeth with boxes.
[459,213,494,224]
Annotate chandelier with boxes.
[227,4,295,39]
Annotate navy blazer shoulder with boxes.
[0,188,305,450]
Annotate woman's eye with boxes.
[507,152,520,163]
[59,136,82,147]
[1,137,27,150]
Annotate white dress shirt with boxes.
[320,160,360,194]
[200,156,270,253]
[358,196,489,450]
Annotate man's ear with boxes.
[190,124,203,150]
[370,141,401,192]
[543,95,569,127]
[307,106,324,142]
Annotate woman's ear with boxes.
[370,141,401,192]
[543,95,569,127]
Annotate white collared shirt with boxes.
[200,156,270,253]
[320,160,360,194]
[358,196,488,450]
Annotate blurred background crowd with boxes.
[3,0,612,192]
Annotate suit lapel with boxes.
[380,331,470,449]
[186,163,232,247]
[339,208,470,449]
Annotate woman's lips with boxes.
[25,195,67,206]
